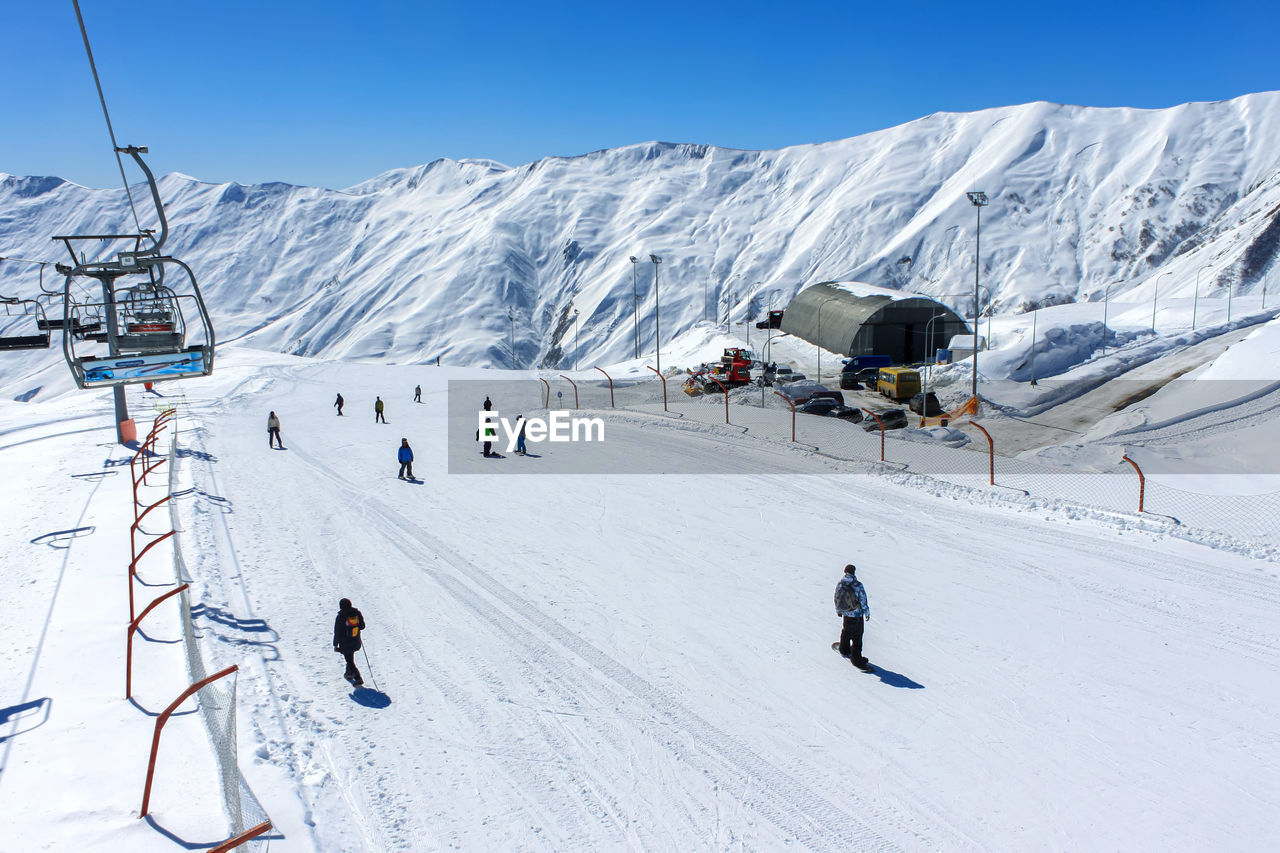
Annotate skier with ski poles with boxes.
[333,598,366,687]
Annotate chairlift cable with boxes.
[71,0,144,236]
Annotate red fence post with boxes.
[131,495,173,563]
[969,420,996,486]
[126,583,189,699]
[707,376,729,422]
[129,529,176,623]
[209,821,274,853]
[1122,454,1146,513]
[646,366,668,412]
[140,665,238,818]
[539,378,551,409]
[558,375,579,409]
[593,367,615,408]
[861,408,886,462]
[773,391,796,441]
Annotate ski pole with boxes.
[361,644,379,692]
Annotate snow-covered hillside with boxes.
[4,93,1280,375]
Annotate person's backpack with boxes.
[834,579,859,614]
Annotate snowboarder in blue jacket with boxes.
[398,438,414,480]
[834,564,871,666]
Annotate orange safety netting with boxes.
[920,395,979,427]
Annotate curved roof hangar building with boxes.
[779,281,969,364]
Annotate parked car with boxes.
[757,364,804,386]
[776,380,828,405]
[861,408,908,431]
[853,367,881,389]
[773,367,807,384]
[839,373,863,391]
[808,389,845,405]
[828,405,864,423]
[797,399,837,416]
[908,391,943,416]
[795,398,864,422]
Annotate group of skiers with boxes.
[269,387,430,479]
[331,387,423,419]
[310,388,877,685]
[477,395,528,457]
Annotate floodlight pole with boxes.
[923,312,945,404]
[1101,282,1111,356]
[967,191,988,402]
[572,308,580,371]
[1152,271,1172,333]
[650,254,662,374]
[1193,265,1211,331]
[507,309,515,368]
[1030,308,1038,386]
[629,257,640,359]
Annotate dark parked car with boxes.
[861,408,908,431]
[796,399,865,423]
[839,373,863,391]
[853,368,881,389]
[828,405,864,423]
[796,399,839,416]
[808,389,845,405]
[908,391,943,416]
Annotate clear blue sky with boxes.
[3,1,1277,189]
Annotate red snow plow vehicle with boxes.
[682,348,754,396]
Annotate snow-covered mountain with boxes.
[3,93,1280,373]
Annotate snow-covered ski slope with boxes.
[3,347,1278,851]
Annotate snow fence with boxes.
[531,374,1280,558]
[166,423,272,847]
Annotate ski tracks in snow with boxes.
[278,440,917,851]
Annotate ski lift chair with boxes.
[115,282,184,352]
[0,297,52,350]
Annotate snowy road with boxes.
[159,350,1280,851]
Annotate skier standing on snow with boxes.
[333,598,366,686]
[398,438,415,480]
[375,396,387,424]
[267,411,284,449]
[414,384,422,403]
[483,396,492,411]
[834,564,871,668]
[334,393,344,416]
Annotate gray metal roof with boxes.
[780,281,968,361]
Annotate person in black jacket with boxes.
[333,598,366,686]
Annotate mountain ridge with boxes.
[3,92,1280,373]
